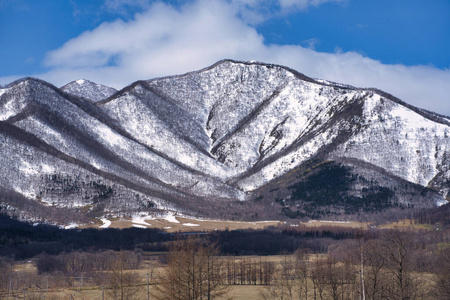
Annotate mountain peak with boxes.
[61,79,117,102]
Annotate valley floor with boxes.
[91,215,282,232]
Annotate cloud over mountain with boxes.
[3,0,450,116]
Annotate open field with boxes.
[88,215,444,233]
[2,208,449,300]
[299,220,369,228]
[88,214,377,232]
[378,219,436,230]
[2,224,448,300]
[2,251,439,300]
[0,283,268,300]
[91,215,282,232]
[2,255,298,300]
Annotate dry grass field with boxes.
[3,283,268,300]
[3,249,442,300]
[95,215,281,232]
[89,214,377,232]
[4,255,297,300]
[378,219,435,230]
[100,216,438,232]
[3,215,447,299]
[300,220,369,228]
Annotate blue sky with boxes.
[1,0,449,115]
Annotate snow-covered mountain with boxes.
[0,60,448,224]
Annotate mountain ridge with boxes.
[0,60,448,224]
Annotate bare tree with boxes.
[0,258,13,292]
[380,230,427,300]
[323,254,355,300]
[332,237,387,300]
[434,249,450,299]
[262,254,310,300]
[283,255,301,300]
[364,239,388,300]
[106,251,143,300]
[310,258,327,300]
[153,237,229,300]
[261,274,285,300]
[295,248,311,300]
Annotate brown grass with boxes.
[299,220,369,229]
[13,261,36,273]
[93,215,376,232]
[218,285,266,300]
[379,219,434,230]
[99,216,281,232]
[9,251,439,300]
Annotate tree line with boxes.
[1,227,449,299]
[154,230,450,300]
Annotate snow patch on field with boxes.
[144,212,181,223]
[183,223,200,227]
[308,220,352,224]
[164,213,180,223]
[64,223,78,229]
[132,224,147,228]
[132,214,151,226]
[100,218,111,228]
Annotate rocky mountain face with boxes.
[0,60,448,224]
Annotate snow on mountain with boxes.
[0,83,28,121]
[97,82,235,179]
[330,94,449,187]
[147,60,291,152]
[5,79,242,201]
[61,79,117,102]
[0,60,448,224]
[144,60,449,198]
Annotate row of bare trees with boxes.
[2,228,449,300]
[153,238,229,300]
[260,230,450,300]
[153,230,450,300]
[1,250,144,300]
[222,256,276,285]
[36,249,142,275]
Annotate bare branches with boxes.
[152,237,229,300]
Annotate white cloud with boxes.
[42,0,264,86]
[2,0,449,116]
[262,45,450,115]
[103,0,151,12]
[230,0,271,24]
[229,0,348,23]
[301,38,321,50]
[278,0,347,11]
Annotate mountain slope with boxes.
[0,60,448,224]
